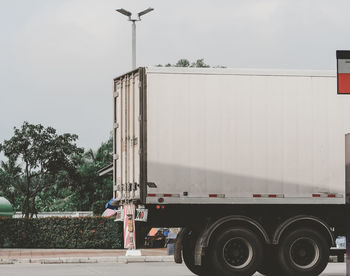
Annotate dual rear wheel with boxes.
[258,228,329,276]
[208,227,263,276]
[183,226,330,276]
[183,226,264,276]
[275,228,329,276]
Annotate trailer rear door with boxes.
[113,69,144,202]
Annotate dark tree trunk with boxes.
[30,196,37,218]
[24,197,30,219]
[24,162,31,219]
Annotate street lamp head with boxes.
[138,7,154,18]
[117,7,154,21]
[116,7,154,70]
[116,8,132,20]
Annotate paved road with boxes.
[0,262,346,276]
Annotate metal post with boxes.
[132,21,136,70]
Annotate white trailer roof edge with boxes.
[145,66,336,78]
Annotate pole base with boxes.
[125,249,142,256]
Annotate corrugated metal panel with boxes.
[113,70,142,202]
[145,67,350,204]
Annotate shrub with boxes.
[0,217,123,249]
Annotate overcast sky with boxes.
[1,0,350,156]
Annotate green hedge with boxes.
[0,217,123,249]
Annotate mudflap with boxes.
[135,221,150,249]
[174,228,188,264]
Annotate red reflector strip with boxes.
[163,194,180,198]
[147,193,180,198]
[252,194,284,198]
[312,193,343,198]
[312,193,344,198]
[209,194,225,198]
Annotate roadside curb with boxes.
[0,255,174,265]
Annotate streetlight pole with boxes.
[116,8,154,70]
[132,21,136,69]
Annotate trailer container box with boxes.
[113,67,350,205]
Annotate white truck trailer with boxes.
[112,67,350,276]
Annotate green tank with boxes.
[0,197,14,217]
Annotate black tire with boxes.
[183,230,209,276]
[208,227,263,276]
[257,246,281,276]
[277,228,330,276]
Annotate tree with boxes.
[190,58,210,68]
[176,59,190,67]
[72,137,113,214]
[0,122,84,218]
[158,58,222,68]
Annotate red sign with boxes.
[337,50,350,94]
[338,74,350,93]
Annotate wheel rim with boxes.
[222,237,253,269]
[289,237,320,269]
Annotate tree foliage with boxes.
[0,122,84,217]
[0,123,114,216]
[175,59,191,67]
[72,137,113,213]
[158,58,224,68]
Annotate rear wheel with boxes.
[277,228,329,276]
[208,227,263,276]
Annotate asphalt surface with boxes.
[0,262,346,276]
